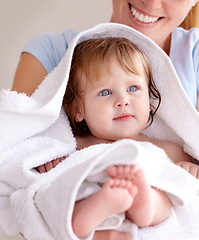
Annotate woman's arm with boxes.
[12,52,48,96]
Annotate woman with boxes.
[12,1,199,239]
[13,1,199,106]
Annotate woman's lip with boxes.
[113,114,134,121]
[128,3,160,24]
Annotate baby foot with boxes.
[101,178,137,214]
[107,165,140,180]
[107,165,154,227]
[72,177,135,237]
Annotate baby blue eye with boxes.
[128,86,138,92]
[99,89,111,96]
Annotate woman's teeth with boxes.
[130,6,159,23]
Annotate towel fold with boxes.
[9,140,199,240]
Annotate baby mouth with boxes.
[113,113,134,121]
[129,4,160,24]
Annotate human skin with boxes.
[75,57,150,142]
[72,175,136,237]
[72,165,171,238]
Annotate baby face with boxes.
[75,57,150,141]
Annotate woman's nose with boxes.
[141,0,163,9]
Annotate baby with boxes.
[62,37,199,237]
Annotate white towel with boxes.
[9,140,199,240]
[0,23,199,240]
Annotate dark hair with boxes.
[63,37,161,136]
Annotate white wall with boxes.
[0,1,112,239]
[0,0,112,91]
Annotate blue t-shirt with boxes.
[23,27,199,107]
[170,27,199,107]
[23,29,78,74]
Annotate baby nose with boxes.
[115,97,130,108]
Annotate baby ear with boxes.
[75,112,84,122]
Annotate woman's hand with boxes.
[93,230,130,240]
[176,161,199,179]
[36,157,65,173]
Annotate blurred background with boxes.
[0,0,112,91]
[0,0,111,239]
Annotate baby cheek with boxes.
[87,103,111,124]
